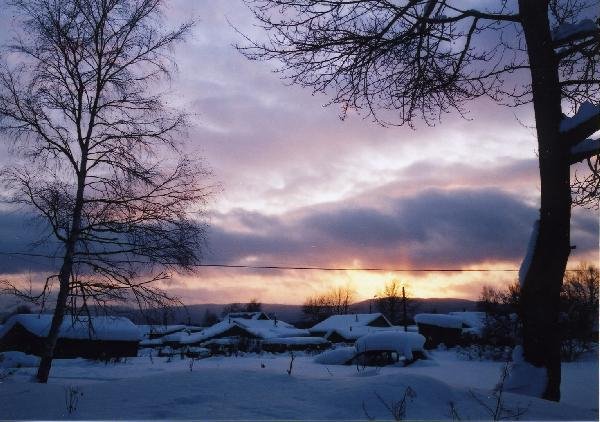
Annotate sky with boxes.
[0,1,598,306]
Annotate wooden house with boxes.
[0,314,140,359]
[414,314,463,349]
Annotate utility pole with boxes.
[402,285,407,332]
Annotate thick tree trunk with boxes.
[518,0,571,402]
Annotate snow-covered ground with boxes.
[0,349,597,420]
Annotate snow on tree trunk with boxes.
[518,220,539,287]
[504,346,548,397]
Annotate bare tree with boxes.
[0,0,212,383]
[328,284,356,315]
[239,0,599,400]
[302,294,331,323]
[560,262,599,358]
[302,284,356,322]
[245,298,262,312]
[376,279,414,327]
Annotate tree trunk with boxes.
[36,170,87,383]
[35,262,72,382]
[518,0,571,402]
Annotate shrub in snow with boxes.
[463,363,529,421]
[455,345,512,362]
[560,339,595,362]
[479,314,519,347]
[559,264,599,361]
[64,385,83,415]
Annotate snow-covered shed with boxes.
[354,331,426,365]
[414,313,463,348]
[0,314,140,359]
[309,313,393,341]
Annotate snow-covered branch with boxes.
[552,19,598,46]
[561,102,600,148]
[570,138,600,164]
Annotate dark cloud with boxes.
[0,210,63,274]
[206,188,598,269]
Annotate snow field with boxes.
[0,349,597,420]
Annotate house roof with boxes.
[181,318,308,345]
[137,324,187,338]
[222,311,270,321]
[0,314,140,341]
[238,319,309,339]
[325,326,401,341]
[448,312,486,334]
[414,313,463,329]
[310,313,391,333]
[262,337,329,346]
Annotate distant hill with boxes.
[352,298,478,315]
[1,298,477,326]
[122,298,478,325]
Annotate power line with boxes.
[2,250,582,272]
[0,251,517,271]
[190,263,520,272]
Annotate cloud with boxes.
[0,210,63,274]
[206,187,598,270]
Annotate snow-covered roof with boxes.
[238,319,309,339]
[448,312,486,334]
[355,331,425,360]
[222,312,270,321]
[414,314,463,329]
[262,337,329,346]
[181,318,307,345]
[310,313,391,333]
[325,326,401,341]
[314,346,357,365]
[202,337,238,346]
[137,324,187,338]
[161,331,193,343]
[448,312,485,328]
[0,314,140,341]
[139,338,163,347]
[182,320,234,344]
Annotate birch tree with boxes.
[0,0,212,383]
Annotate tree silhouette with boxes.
[0,0,212,382]
[239,0,599,400]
